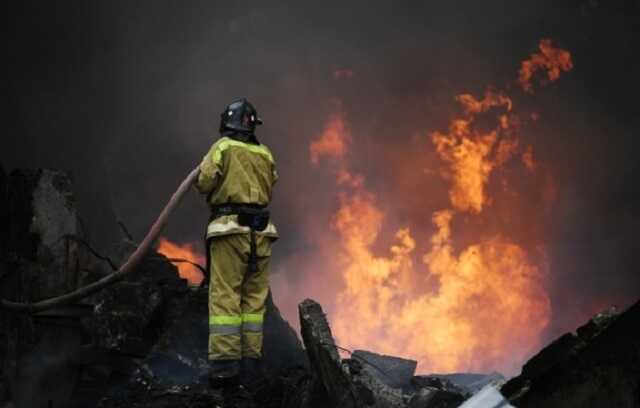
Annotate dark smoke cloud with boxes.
[5,0,640,354]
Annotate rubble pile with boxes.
[0,168,307,408]
[293,299,489,408]
[1,169,88,408]
[502,302,640,407]
[1,167,638,408]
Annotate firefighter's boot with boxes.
[240,357,265,387]
[208,359,240,390]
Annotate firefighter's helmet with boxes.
[219,98,263,135]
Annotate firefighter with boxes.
[194,98,278,389]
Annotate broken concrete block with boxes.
[352,350,416,390]
[1,169,88,408]
[7,169,80,298]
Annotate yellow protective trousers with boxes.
[208,233,272,361]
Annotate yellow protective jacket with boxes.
[195,136,278,239]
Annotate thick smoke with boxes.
[5,0,640,373]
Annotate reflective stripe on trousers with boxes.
[209,314,263,335]
[241,313,264,332]
[208,233,271,361]
[210,315,242,335]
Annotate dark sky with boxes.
[5,0,640,350]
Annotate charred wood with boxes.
[502,302,640,407]
[298,299,407,408]
[299,298,360,407]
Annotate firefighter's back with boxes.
[209,137,277,207]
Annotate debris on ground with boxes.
[1,167,638,408]
[501,302,639,408]
[458,385,513,408]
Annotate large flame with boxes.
[300,40,574,374]
[157,237,205,285]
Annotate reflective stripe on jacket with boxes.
[195,136,278,239]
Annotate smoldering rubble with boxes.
[0,167,638,408]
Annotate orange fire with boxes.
[518,38,573,93]
[300,40,571,375]
[157,237,205,285]
[309,109,351,165]
[431,90,515,213]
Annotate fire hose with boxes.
[0,167,201,314]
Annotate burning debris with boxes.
[157,237,205,286]
[0,166,638,407]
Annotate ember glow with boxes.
[298,40,574,375]
[157,237,205,285]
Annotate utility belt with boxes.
[209,203,270,275]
